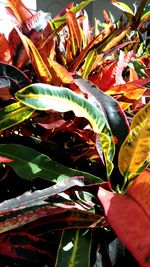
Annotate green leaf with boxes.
[0,102,34,131]
[82,49,97,78]
[55,229,92,267]
[118,102,150,183]
[51,0,94,28]
[0,144,101,183]
[15,83,115,177]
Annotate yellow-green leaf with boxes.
[118,102,150,180]
[112,0,133,15]
[0,102,34,131]
[15,28,52,84]
[15,83,115,178]
[82,49,97,79]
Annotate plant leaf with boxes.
[73,76,129,156]
[112,0,133,15]
[55,229,92,267]
[66,11,82,57]
[0,62,30,94]
[15,83,115,177]
[0,231,52,262]
[0,177,84,213]
[0,144,101,183]
[82,49,97,78]
[51,0,94,28]
[0,102,34,131]
[0,34,12,64]
[118,102,150,183]
[97,169,150,267]
[15,28,52,84]
[7,0,33,23]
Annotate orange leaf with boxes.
[98,169,150,267]
[66,11,82,57]
[0,34,12,64]
[7,0,33,23]
[48,59,74,85]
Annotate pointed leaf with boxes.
[47,59,74,85]
[112,0,133,15]
[98,169,150,267]
[0,144,101,183]
[15,28,52,83]
[66,11,82,57]
[55,229,92,267]
[0,177,84,213]
[15,83,115,177]
[0,34,12,64]
[52,0,94,28]
[0,62,30,93]
[7,0,33,23]
[118,102,150,183]
[0,102,34,131]
[82,49,97,78]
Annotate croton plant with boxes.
[0,0,149,266]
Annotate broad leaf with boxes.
[118,102,150,184]
[73,76,129,156]
[55,229,92,267]
[0,102,34,131]
[0,144,101,183]
[15,83,115,177]
[98,169,150,267]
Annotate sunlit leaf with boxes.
[47,59,74,85]
[15,83,115,177]
[118,102,150,183]
[51,0,94,28]
[98,169,150,266]
[0,144,101,183]
[0,177,84,213]
[66,11,82,57]
[0,102,33,131]
[7,0,33,23]
[112,0,133,15]
[82,49,97,78]
[0,34,12,64]
[55,229,92,267]
[15,28,52,83]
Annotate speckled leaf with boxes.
[15,83,115,177]
[118,102,150,182]
[0,102,33,131]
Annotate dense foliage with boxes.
[0,0,149,266]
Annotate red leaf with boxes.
[0,231,52,262]
[97,169,150,267]
[0,34,12,64]
[0,156,13,163]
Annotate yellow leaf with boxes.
[118,102,150,179]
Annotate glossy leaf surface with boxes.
[55,229,92,267]
[98,169,150,267]
[0,144,101,182]
[118,102,150,182]
[0,102,33,131]
[15,83,115,177]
